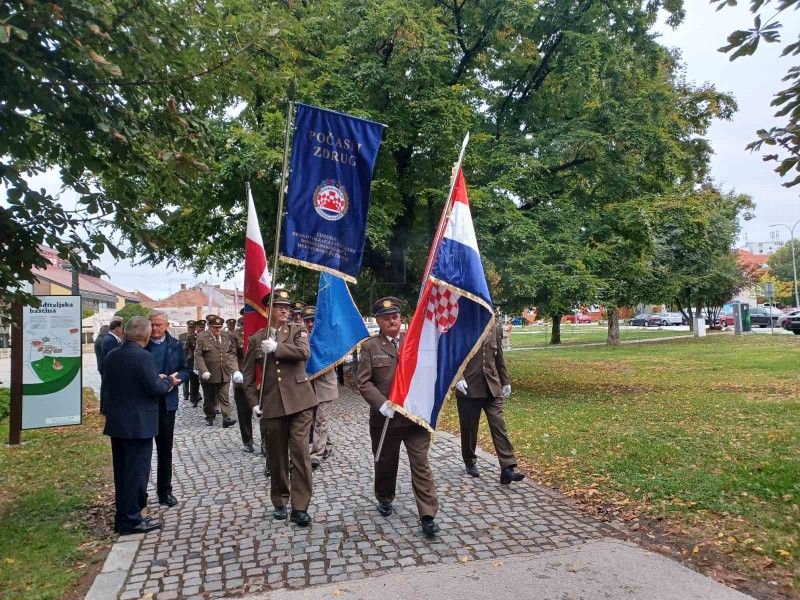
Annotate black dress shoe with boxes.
[420,516,440,537]
[119,520,161,535]
[273,506,288,520]
[205,418,214,426]
[322,448,332,460]
[377,501,393,517]
[500,466,525,485]
[261,446,268,457]
[222,418,237,428]
[158,494,178,507]
[465,464,480,477]
[311,459,320,471]
[243,444,255,453]
[290,510,312,526]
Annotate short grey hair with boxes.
[148,310,169,323]
[98,325,109,336]
[124,316,152,342]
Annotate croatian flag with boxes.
[243,185,271,354]
[388,168,494,432]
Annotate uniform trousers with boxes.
[201,381,232,419]
[310,400,334,461]
[155,399,176,499]
[234,385,253,445]
[188,371,201,404]
[370,422,438,519]
[456,395,517,469]
[264,409,314,511]
[110,437,153,530]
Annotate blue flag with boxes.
[307,272,370,378]
[281,103,385,283]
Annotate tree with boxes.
[82,308,96,320]
[114,303,151,321]
[767,241,800,285]
[715,0,800,187]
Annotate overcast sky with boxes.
[14,2,800,300]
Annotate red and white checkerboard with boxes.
[425,284,460,333]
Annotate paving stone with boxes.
[101,385,612,597]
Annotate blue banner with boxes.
[281,103,385,283]
[307,273,370,378]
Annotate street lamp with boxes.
[770,220,800,308]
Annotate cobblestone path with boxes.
[112,384,616,599]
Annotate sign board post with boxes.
[734,303,751,335]
[18,296,83,433]
[764,282,775,335]
[8,302,23,445]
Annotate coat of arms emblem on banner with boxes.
[313,179,349,221]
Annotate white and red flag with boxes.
[388,167,494,432]
[243,185,271,354]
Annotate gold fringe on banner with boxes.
[244,298,267,318]
[279,256,357,284]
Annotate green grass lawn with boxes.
[440,335,800,591]
[507,324,693,347]
[0,389,113,600]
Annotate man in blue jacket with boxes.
[99,318,124,375]
[145,310,190,507]
[102,317,177,535]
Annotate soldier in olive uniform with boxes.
[302,306,338,470]
[230,316,254,452]
[194,314,240,428]
[290,301,306,325]
[455,323,525,484]
[183,320,203,406]
[243,289,317,526]
[357,297,440,537]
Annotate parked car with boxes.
[646,312,686,326]
[630,313,650,326]
[511,317,522,326]
[749,307,782,328]
[564,313,592,324]
[785,313,800,334]
[719,310,735,327]
[777,308,800,329]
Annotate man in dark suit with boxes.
[102,316,177,535]
[93,324,109,375]
[99,318,124,373]
[145,310,190,507]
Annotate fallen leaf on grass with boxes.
[692,546,701,554]
[777,550,793,558]
[4,558,15,564]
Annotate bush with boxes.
[0,387,9,421]
[114,303,151,321]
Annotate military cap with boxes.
[301,306,316,320]
[262,288,292,307]
[226,318,236,326]
[290,301,307,314]
[372,296,401,317]
[237,317,244,326]
[186,320,196,327]
[206,314,225,327]
[195,319,207,327]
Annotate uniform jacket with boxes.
[193,330,238,384]
[242,323,317,418]
[182,332,197,368]
[99,332,122,375]
[458,324,510,399]
[357,332,413,429]
[230,329,245,389]
[101,341,173,438]
[145,332,191,411]
[312,368,339,402]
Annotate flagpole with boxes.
[376,133,470,463]
[258,95,295,411]
[419,132,470,299]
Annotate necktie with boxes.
[392,338,399,351]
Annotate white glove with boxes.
[262,338,277,354]
[252,406,263,419]
[379,401,395,418]
[193,369,199,375]
[232,371,243,384]
[455,379,468,395]
[502,384,511,399]
[201,371,211,381]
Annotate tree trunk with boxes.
[550,313,562,344]
[607,308,620,346]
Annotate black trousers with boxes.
[155,399,176,499]
[234,386,253,445]
[189,371,201,404]
[111,436,153,530]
